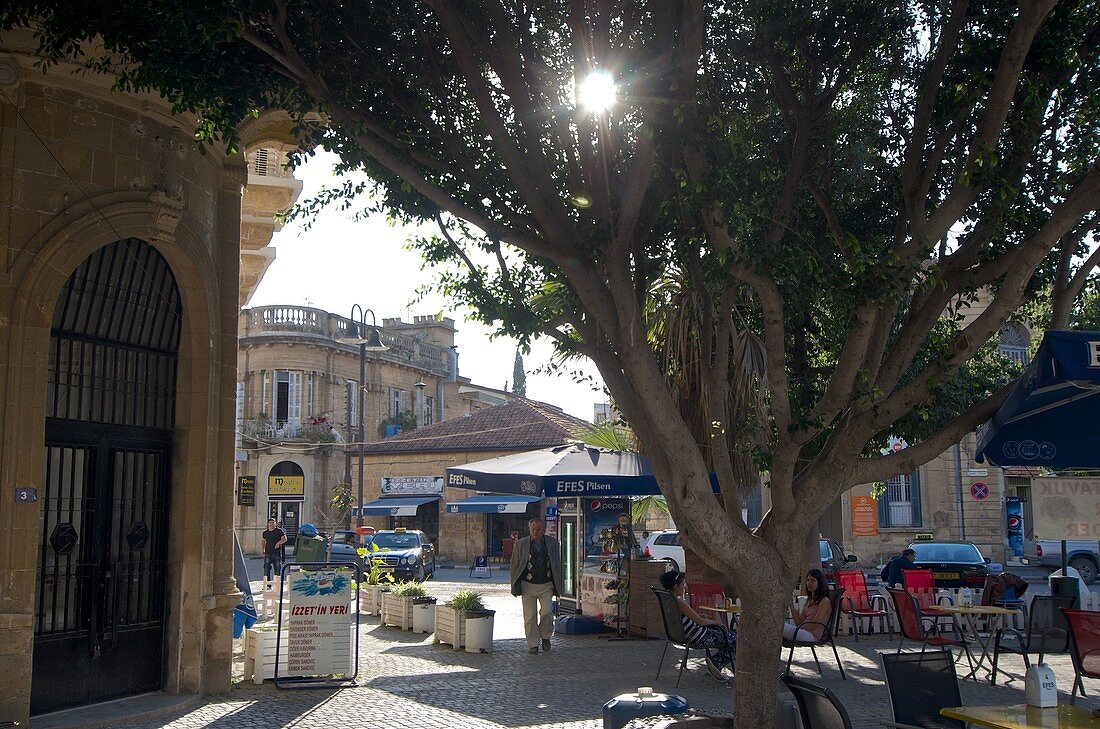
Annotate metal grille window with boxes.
[424,396,435,426]
[252,148,270,176]
[878,471,922,528]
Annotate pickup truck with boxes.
[1021,539,1099,584]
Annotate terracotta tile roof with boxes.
[361,399,591,453]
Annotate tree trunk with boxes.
[733,551,793,729]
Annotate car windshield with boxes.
[912,543,982,563]
[372,533,419,549]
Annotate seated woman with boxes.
[784,568,831,642]
[658,570,737,681]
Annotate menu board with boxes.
[286,567,354,676]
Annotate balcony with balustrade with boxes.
[240,305,453,376]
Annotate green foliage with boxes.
[364,543,395,586]
[378,410,417,438]
[512,349,527,397]
[443,589,485,612]
[389,580,428,597]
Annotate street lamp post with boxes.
[337,305,388,527]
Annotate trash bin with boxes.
[603,688,689,729]
[1050,573,1082,608]
[295,534,327,563]
[464,609,495,653]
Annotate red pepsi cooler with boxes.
[603,687,689,729]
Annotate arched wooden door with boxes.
[32,239,181,714]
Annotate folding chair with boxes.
[990,595,1071,685]
[902,568,952,632]
[781,674,853,729]
[887,588,974,676]
[1062,607,1100,703]
[650,587,733,687]
[879,649,966,729]
[838,571,892,642]
[782,587,847,680]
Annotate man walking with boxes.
[261,518,287,581]
[510,517,563,654]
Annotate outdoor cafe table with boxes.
[941,704,1100,729]
[928,604,1023,681]
[698,603,742,629]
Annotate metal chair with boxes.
[879,649,966,729]
[650,587,732,687]
[838,570,892,642]
[990,595,1072,685]
[1062,607,1100,703]
[782,587,847,680]
[781,674,852,729]
[902,568,952,632]
[886,588,974,675]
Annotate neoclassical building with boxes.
[234,305,515,554]
[0,30,300,722]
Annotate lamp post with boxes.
[337,305,388,527]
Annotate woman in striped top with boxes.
[659,570,737,681]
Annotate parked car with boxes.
[641,530,684,571]
[367,528,436,581]
[1021,539,1098,584]
[327,530,364,564]
[642,529,857,585]
[907,540,990,588]
[819,538,858,587]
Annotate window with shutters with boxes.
[274,370,302,425]
[389,387,410,418]
[347,380,358,428]
[878,471,922,527]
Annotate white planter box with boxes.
[382,593,415,630]
[242,627,287,684]
[360,585,389,616]
[412,601,437,634]
[434,605,467,650]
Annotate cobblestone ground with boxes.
[122,570,1099,728]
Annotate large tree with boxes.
[6,1,1099,724]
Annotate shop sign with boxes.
[269,475,305,498]
[471,555,490,579]
[381,476,443,496]
[850,495,878,537]
[286,567,354,677]
[237,476,256,506]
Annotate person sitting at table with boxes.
[784,568,831,642]
[659,570,737,680]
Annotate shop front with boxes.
[359,475,444,548]
[446,494,542,561]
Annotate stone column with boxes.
[201,157,248,694]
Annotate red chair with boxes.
[837,571,892,642]
[1062,608,1100,703]
[688,583,726,615]
[903,568,952,632]
[887,588,974,673]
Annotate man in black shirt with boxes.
[261,518,287,581]
[882,548,917,587]
[509,518,563,654]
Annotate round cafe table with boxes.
[927,604,1023,681]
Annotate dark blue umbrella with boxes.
[446,442,663,497]
[232,531,258,638]
[976,331,1100,468]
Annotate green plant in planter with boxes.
[362,544,395,586]
[390,580,428,598]
[444,589,485,612]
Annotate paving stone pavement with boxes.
[117,570,1100,728]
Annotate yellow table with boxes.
[698,603,742,629]
[928,604,1022,681]
[941,704,1100,728]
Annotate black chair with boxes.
[781,674,853,729]
[990,595,1072,685]
[650,587,732,687]
[783,587,847,679]
[879,649,965,729]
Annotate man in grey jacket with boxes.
[509,517,563,654]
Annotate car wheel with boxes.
[1070,557,1097,585]
[414,564,426,582]
[662,558,679,573]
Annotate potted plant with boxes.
[382,580,431,630]
[412,592,438,634]
[435,589,485,650]
[359,547,394,615]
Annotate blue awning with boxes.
[446,495,542,514]
[356,496,439,517]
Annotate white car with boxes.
[641,529,685,571]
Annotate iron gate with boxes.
[32,239,180,714]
